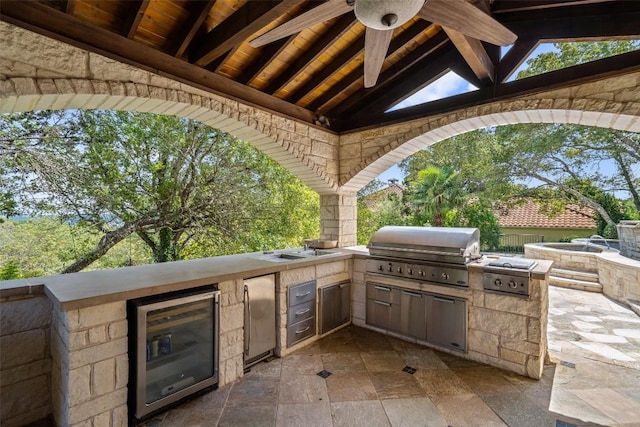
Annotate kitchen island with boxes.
[1,246,551,427]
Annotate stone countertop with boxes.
[2,249,353,311]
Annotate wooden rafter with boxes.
[265,14,356,94]
[171,0,217,58]
[237,36,296,85]
[191,0,304,67]
[444,28,495,83]
[497,38,539,83]
[122,0,150,39]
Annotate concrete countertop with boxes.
[2,249,353,311]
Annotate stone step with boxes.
[550,267,600,283]
[629,300,640,318]
[549,275,603,293]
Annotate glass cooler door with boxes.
[134,288,219,419]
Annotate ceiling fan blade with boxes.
[364,27,393,88]
[418,0,517,46]
[249,0,353,48]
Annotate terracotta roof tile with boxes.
[496,200,597,229]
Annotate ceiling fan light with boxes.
[354,0,425,30]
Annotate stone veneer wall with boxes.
[618,221,640,260]
[351,257,548,379]
[276,259,352,358]
[218,279,245,387]
[320,193,357,247]
[526,243,640,311]
[50,301,129,426]
[0,290,53,426]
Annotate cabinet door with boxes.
[366,298,401,332]
[426,295,466,351]
[339,282,351,326]
[399,289,427,340]
[320,282,351,334]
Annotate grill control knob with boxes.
[378,264,384,271]
[407,268,413,275]
[397,267,402,273]
[508,280,518,288]
[494,279,503,287]
[441,273,449,280]
[387,264,393,272]
[418,270,425,276]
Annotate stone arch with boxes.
[340,74,640,192]
[0,77,339,194]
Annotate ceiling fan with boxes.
[249,0,517,88]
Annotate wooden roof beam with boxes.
[237,36,296,84]
[444,28,495,83]
[492,0,616,14]
[172,0,217,58]
[191,0,304,67]
[337,48,640,132]
[497,38,539,83]
[122,0,150,39]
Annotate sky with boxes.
[373,43,635,198]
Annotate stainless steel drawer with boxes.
[287,298,315,325]
[366,282,399,304]
[288,280,316,306]
[287,317,316,347]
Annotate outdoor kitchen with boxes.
[0,225,552,426]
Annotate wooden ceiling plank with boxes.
[444,27,495,83]
[123,0,151,39]
[172,0,217,58]
[264,14,356,94]
[0,1,315,123]
[237,36,296,84]
[285,34,365,104]
[338,48,640,132]
[497,38,539,83]
[307,20,433,112]
[191,0,305,67]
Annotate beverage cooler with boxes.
[127,284,220,422]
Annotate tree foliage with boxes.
[1,110,319,274]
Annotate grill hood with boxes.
[368,226,480,264]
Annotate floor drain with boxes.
[560,361,576,368]
[317,370,332,378]
[402,366,417,374]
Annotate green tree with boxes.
[1,110,319,273]
[408,166,466,226]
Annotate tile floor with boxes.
[142,287,640,427]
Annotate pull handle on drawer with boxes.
[433,296,455,304]
[374,300,391,307]
[374,285,391,292]
[296,291,311,297]
[402,290,422,297]
[295,326,311,334]
[295,308,310,316]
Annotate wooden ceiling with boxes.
[2,0,639,132]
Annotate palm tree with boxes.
[411,166,466,226]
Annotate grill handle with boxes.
[370,246,464,257]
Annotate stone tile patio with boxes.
[141,287,640,427]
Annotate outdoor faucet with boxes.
[587,234,610,249]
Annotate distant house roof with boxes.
[364,183,404,209]
[496,199,597,229]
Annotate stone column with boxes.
[320,191,357,247]
[50,302,128,426]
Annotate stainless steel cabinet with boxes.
[399,289,427,340]
[365,282,467,352]
[366,282,401,332]
[426,294,466,351]
[244,275,276,367]
[320,281,351,334]
[287,280,317,347]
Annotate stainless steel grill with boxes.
[482,258,537,296]
[366,226,481,288]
